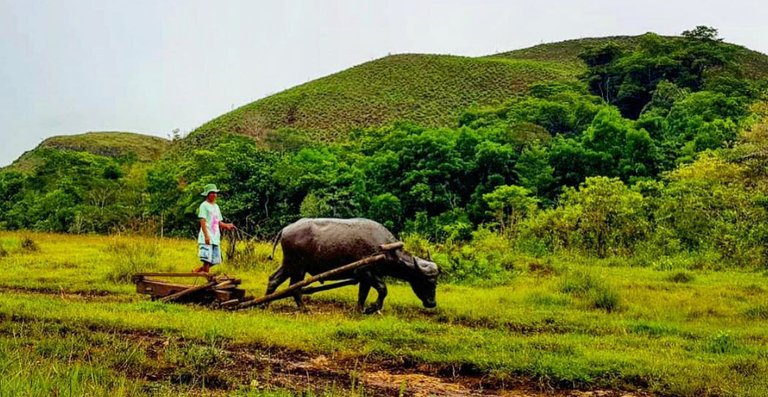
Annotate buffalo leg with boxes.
[356,283,371,312]
[290,273,307,310]
[364,279,388,314]
[265,267,290,296]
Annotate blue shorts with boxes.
[198,244,222,265]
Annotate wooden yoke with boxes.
[233,241,404,310]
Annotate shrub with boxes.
[524,177,649,257]
[424,227,517,285]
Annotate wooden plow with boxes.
[131,272,254,308]
[131,241,403,310]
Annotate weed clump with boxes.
[744,305,768,320]
[705,331,740,354]
[106,238,167,283]
[527,258,559,276]
[590,287,621,312]
[666,271,695,283]
[560,271,621,312]
[165,342,228,388]
[20,236,39,252]
[0,245,8,258]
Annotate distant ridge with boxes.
[7,132,169,172]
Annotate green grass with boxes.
[6,132,169,172]
[0,319,347,397]
[2,232,768,395]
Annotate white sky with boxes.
[1,0,766,166]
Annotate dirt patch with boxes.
[364,371,477,396]
[119,332,649,396]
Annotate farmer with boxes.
[194,184,236,273]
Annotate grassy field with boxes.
[1,231,768,396]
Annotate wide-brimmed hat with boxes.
[200,184,220,196]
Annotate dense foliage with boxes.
[3,28,768,275]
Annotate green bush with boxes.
[524,177,649,257]
[426,227,517,285]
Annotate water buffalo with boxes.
[267,218,438,313]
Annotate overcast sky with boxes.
[1,0,766,166]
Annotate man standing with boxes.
[194,184,235,273]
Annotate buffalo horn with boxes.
[426,248,432,262]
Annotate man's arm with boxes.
[221,222,236,231]
[200,218,211,245]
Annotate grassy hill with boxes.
[190,54,581,143]
[188,35,768,145]
[7,132,169,172]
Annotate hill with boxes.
[7,132,169,173]
[190,54,581,143]
[188,35,768,145]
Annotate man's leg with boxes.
[194,262,212,273]
[194,244,214,273]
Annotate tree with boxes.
[515,144,555,199]
[557,177,648,257]
[483,185,538,235]
[581,108,658,180]
[368,193,403,231]
[681,26,722,42]
[579,30,736,118]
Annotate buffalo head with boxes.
[395,252,439,308]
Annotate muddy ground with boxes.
[129,326,646,397]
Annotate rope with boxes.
[234,227,260,241]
